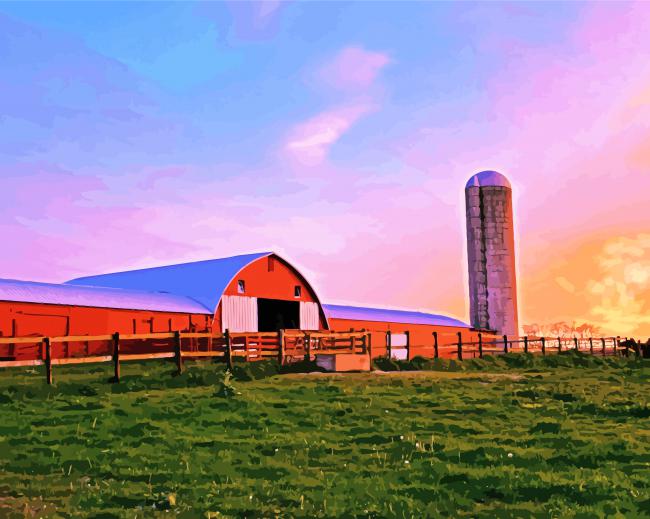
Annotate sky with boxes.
[1,1,649,338]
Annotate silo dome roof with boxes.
[465,170,511,189]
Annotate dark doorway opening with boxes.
[257,298,300,332]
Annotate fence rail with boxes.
[442,333,628,361]
[0,327,640,385]
[387,331,636,363]
[0,329,371,384]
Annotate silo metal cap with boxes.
[466,170,511,189]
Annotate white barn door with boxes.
[221,295,258,332]
[300,301,320,330]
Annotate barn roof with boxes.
[0,277,210,314]
[322,304,469,328]
[66,252,272,313]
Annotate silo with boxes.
[465,171,519,336]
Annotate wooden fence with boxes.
[405,332,631,361]
[0,329,370,384]
[0,327,637,385]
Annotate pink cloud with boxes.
[285,103,375,165]
[0,165,106,216]
[318,46,391,90]
[137,166,189,190]
[255,0,283,23]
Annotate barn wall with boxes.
[216,256,328,331]
[0,301,211,360]
[327,317,481,359]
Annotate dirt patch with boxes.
[0,496,59,518]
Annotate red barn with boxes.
[0,252,475,360]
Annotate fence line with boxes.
[0,327,639,385]
[448,333,625,361]
[0,329,370,384]
[389,332,632,362]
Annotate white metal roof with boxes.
[0,277,210,314]
[66,252,272,313]
[323,304,469,328]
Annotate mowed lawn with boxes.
[0,356,648,518]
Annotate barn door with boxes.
[299,301,319,330]
[221,295,258,332]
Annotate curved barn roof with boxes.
[0,277,210,314]
[323,304,469,328]
[65,252,272,313]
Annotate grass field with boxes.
[0,354,648,518]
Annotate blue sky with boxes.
[1,1,649,336]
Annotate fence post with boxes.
[557,337,562,353]
[589,337,593,355]
[524,336,528,354]
[624,337,630,357]
[304,333,311,362]
[174,331,182,375]
[457,332,463,361]
[43,337,52,385]
[541,337,546,356]
[112,332,120,383]
[433,331,439,359]
[574,337,579,352]
[405,331,410,361]
[478,333,483,358]
[225,329,233,370]
[10,319,16,359]
[278,329,285,366]
[503,335,508,354]
[367,331,373,361]
[386,331,392,359]
[615,336,620,356]
[601,337,606,356]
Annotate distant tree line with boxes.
[522,321,601,338]
[522,322,650,357]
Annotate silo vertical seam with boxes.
[478,187,490,330]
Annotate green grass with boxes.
[0,354,648,518]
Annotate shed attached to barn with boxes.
[324,304,472,359]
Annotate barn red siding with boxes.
[215,256,328,330]
[0,301,210,360]
[328,317,480,359]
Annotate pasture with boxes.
[0,353,648,518]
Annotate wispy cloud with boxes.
[317,46,391,90]
[137,166,188,190]
[222,0,287,40]
[555,276,576,294]
[283,45,390,166]
[255,0,284,23]
[284,103,374,165]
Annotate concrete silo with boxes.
[465,171,519,336]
